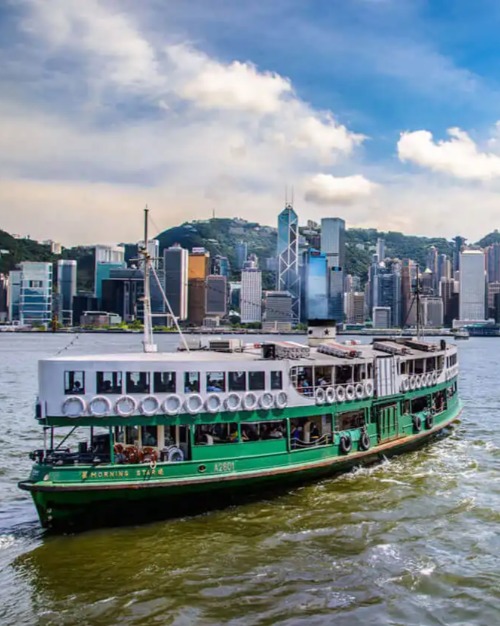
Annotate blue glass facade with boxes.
[301,250,328,321]
[95,262,126,302]
[277,205,300,321]
[18,262,53,327]
[57,260,77,326]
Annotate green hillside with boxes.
[0,230,56,274]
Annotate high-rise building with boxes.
[0,273,8,322]
[212,255,230,277]
[164,245,188,320]
[241,260,262,323]
[372,306,391,329]
[426,246,438,292]
[17,262,53,327]
[300,249,328,321]
[378,267,401,327]
[401,259,415,327]
[487,282,500,318]
[423,297,444,327]
[459,250,486,321]
[437,253,451,282]
[188,248,210,325]
[94,245,126,302]
[452,236,466,273]
[276,204,300,322]
[7,270,21,322]
[206,275,227,317]
[440,277,458,326]
[263,291,293,324]
[235,241,248,270]
[57,260,77,326]
[345,292,365,325]
[321,217,346,323]
[376,238,385,261]
[486,243,500,284]
[101,268,143,322]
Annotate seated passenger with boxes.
[207,379,222,392]
[229,429,239,442]
[241,427,250,442]
[310,424,320,440]
[103,380,112,393]
[270,426,283,438]
[71,381,83,393]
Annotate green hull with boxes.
[20,396,462,531]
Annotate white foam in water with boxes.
[0,535,15,550]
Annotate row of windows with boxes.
[64,370,284,395]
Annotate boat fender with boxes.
[163,394,182,416]
[359,431,371,451]
[167,446,184,463]
[62,396,86,418]
[185,394,204,415]
[425,413,434,429]
[224,393,241,412]
[364,381,374,398]
[140,395,160,416]
[259,392,274,410]
[115,395,137,417]
[325,387,336,404]
[346,385,356,401]
[275,391,288,409]
[315,387,326,405]
[243,392,258,411]
[339,434,352,454]
[89,395,112,417]
[413,415,422,432]
[355,383,364,400]
[336,386,346,402]
[205,394,222,414]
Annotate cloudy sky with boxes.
[2,0,500,245]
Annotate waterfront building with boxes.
[345,291,365,325]
[72,293,99,326]
[440,277,459,327]
[206,275,227,317]
[57,260,77,326]
[0,273,8,322]
[101,268,143,322]
[235,241,248,270]
[452,236,466,273]
[263,291,293,323]
[17,262,53,327]
[459,250,486,321]
[486,243,500,284]
[487,282,500,318]
[378,265,401,327]
[320,217,346,324]
[276,204,300,322]
[422,297,444,328]
[300,249,328,322]
[241,260,262,323]
[164,245,188,321]
[7,269,21,322]
[437,253,451,282]
[94,245,126,302]
[421,268,434,295]
[494,292,500,323]
[229,282,241,310]
[372,306,391,329]
[401,259,415,327]
[188,248,210,325]
[426,246,438,292]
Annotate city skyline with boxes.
[4,2,500,243]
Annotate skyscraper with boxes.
[321,217,346,323]
[94,245,125,302]
[188,248,210,325]
[453,236,466,273]
[206,275,227,317]
[276,204,300,322]
[0,273,8,322]
[459,250,486,321]
[18,262,53,327]
[241,260,262,323]
[57,260,77,326]
[164,244,188,320]
[426,246,438,293]
[300,249,328,321]
[235,241,248,270]
[376,238,385,261]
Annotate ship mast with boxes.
[142,206,158,353]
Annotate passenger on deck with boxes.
[310,424,320,441]
[71,381,83,393]
[207,380,222,392]
[270,426,283,439]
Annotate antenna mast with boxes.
[142,206,158,353]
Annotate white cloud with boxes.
[304,173,377,205]
[398,127,500,180]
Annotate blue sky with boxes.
[2,0,500,244]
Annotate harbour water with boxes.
[0,333,498,625]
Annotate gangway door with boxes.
[375,356,397,397]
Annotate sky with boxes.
[2,0,500,245]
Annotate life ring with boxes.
[346,385,356,401]
[185,394,204,415]
[426,373,433,386]
[225,393,241,412]
[336,386,346,402]
[167,446,184,463]
[62,396,86,418]
[89,395,112,417]
[339,434,352,454]
[164,394,182,415]
[140,395,160,416]
[410,376,417,391]
[364,381,374,398]
[259,392,274,410]
[275,391,288,409]
[325,387,336,404]
[359,431,371,451]
[242,392,258,411]
[115,395,137,417]
[402,378,410,392]
[205,393,222,414]
[315,387,326,405]
[416,375,423,389]
[355,382,364,400]
[425,413,434,429]
[432,371,438,384]
[413,415,422,432]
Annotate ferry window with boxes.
[125,426,138,445]
[335,365,352,385]
[271,371,283,390]
[335,410,365,431]
[241,420,285,441]
[141,426,158,447]
[154,372,176,393]
[249,371,265,391]
[207,372,226,392]
[366,363,373,379]
[64,371,85,394]
[185,372,200,393]
[414,359,424,374]
[228,371,246,392]
[195,423,238,444]
[353,364,365,382]
[97,371,122,394]
[314,367,332,387]
[126,372,150,394]
[411,396,428,412]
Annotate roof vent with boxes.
[262,341,310,360]
[208,339,244,353]
[317,341,362,359]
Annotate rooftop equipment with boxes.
[317,341,362,359]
